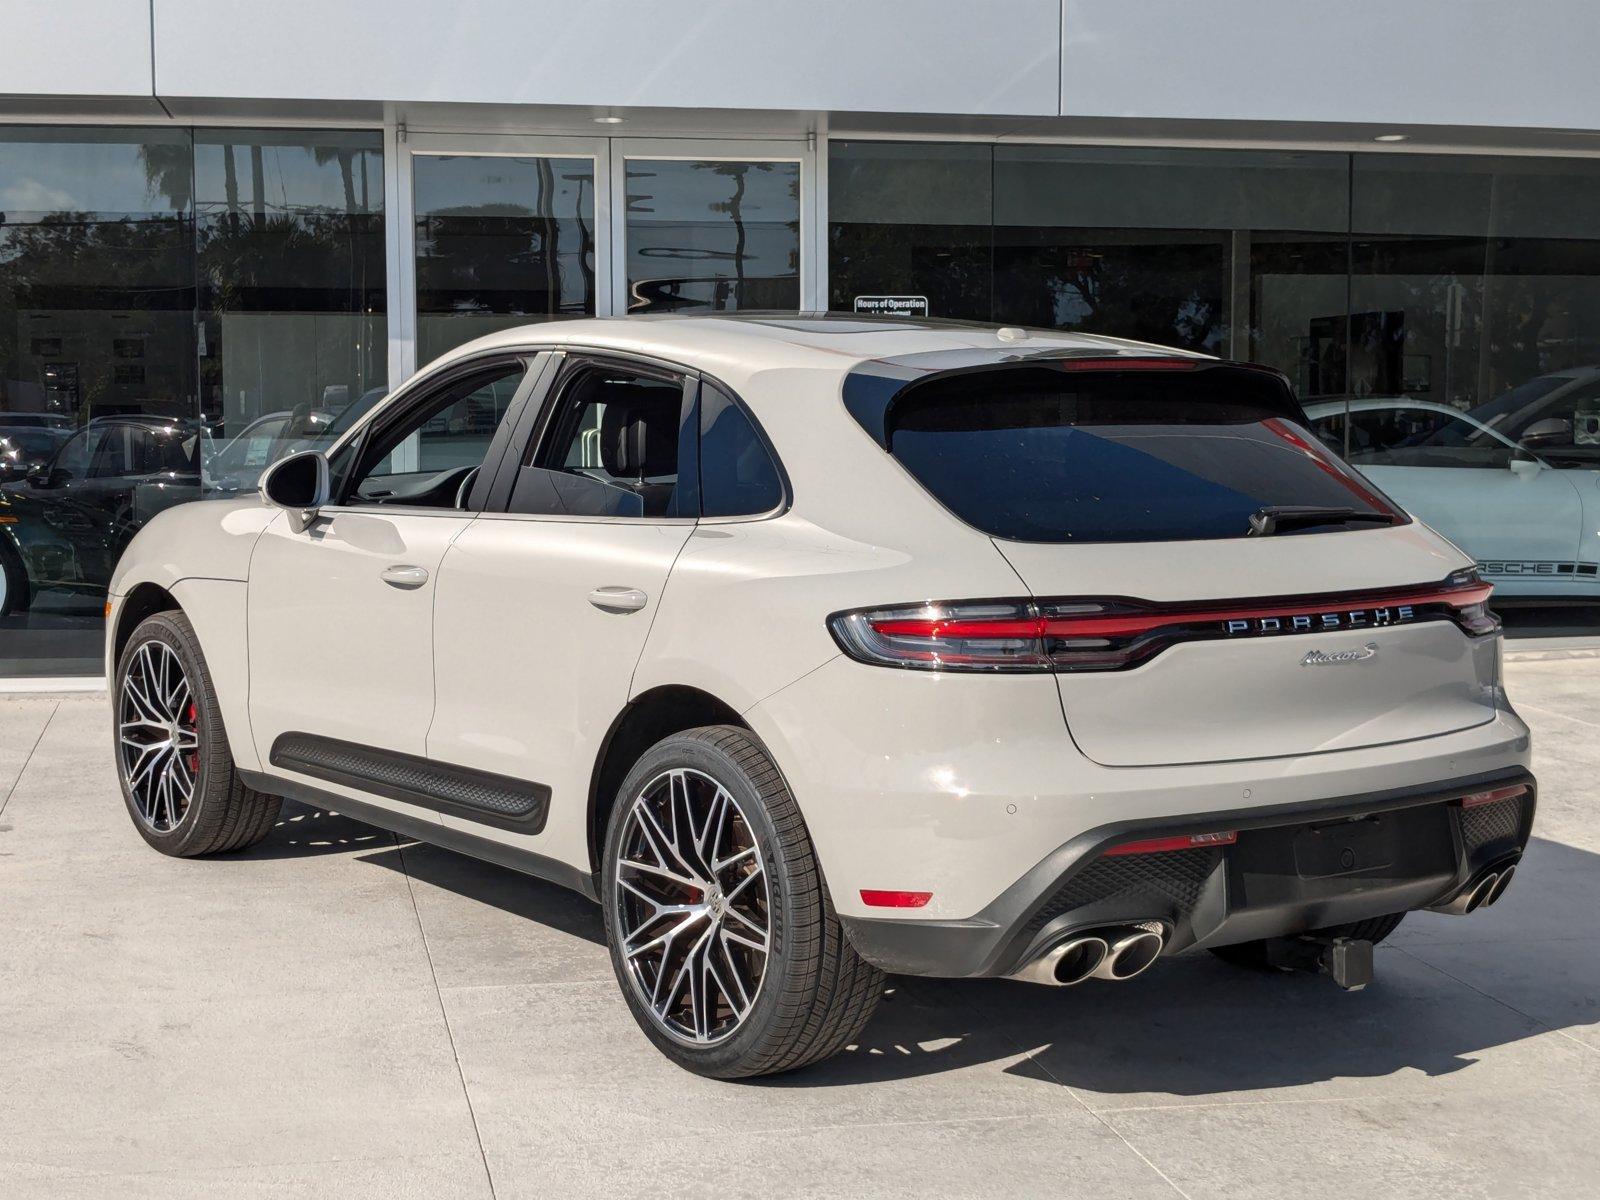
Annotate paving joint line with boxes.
[0,700,59,819]
[1395,943,1600,1061]
[397,838,500,1200]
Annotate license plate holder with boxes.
[1293,816,1394,879]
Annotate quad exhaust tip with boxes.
[1007,922,1166,987]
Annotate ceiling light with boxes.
[1373,133,1409,143]
[594,115,625,125]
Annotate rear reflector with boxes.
[1104,831,1238,857]
[860,889,933,908]
[828,570,1499,674]
[1459,784,1528,809]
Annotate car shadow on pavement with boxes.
[242,806,1598,1099]
[768,835,1600,1098]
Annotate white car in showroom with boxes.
[1305,372,1600,600]
[106,316,1534,1077]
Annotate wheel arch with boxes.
[587,685,749,876]
[112,581,182,668]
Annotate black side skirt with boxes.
[269,731,550,833]
[239,768,598,903]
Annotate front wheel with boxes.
[114,610,282,856]
[601,725,884,1078]
[0,537,29,617]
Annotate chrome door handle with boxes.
[588,586,649,613]
[381,564,430,589]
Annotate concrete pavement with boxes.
[2,654,1596,1198]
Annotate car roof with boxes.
[416,312,1210,384]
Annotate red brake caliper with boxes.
[185,701,199,773]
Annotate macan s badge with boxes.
[1224,604,1416,637]
[1302,642,1380,666]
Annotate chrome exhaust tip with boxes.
[1006,935,1109,987]
[1480,863,1516,907]
[1090,922,1166,982]
[1431,869,1501,916]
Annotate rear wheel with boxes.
[1210,912,1406,971]
[114,610,282,856]
[601,725,884,1078]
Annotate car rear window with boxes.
[883,366,1402,543]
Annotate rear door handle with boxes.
[588,586,649,613]
[381,564,430,589]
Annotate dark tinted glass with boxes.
[698,383,782,517]
[194,129,386,486]
[623,159,799,313]
[828,142,992,321]
[0,127,197,677]
[885,368,1396,543]
[413,154,596,363]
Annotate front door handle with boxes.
[589,586,649,613]
[381,564,430,589]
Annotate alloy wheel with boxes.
[613,767,771,1045]
[118,641,200,833]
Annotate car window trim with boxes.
[330,351,544,515]
[693,376,792,525]
[490,349,699,521]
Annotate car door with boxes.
[1327,401,1584,577]
[248,355,539,804]
[427,353,698,864]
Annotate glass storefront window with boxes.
[194,130,386,497]
[622,158,799,313]
[413,154,596,365]
[828,141,992,320]
[0,127,196,676]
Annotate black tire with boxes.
[0,537,30,618]
[1209,911,1407,971]
[113,610,282,857]
[601,725,884,1078]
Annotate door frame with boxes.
[607,136,817,318]
[388,131,616,388]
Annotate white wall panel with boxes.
[0,0,152,97]
[1062,1,1600,131]
[152,0,1061,116]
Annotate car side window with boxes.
[88,427,130,478]
[698,382,784,517]
[48,429,95,481]
[1506,383,1600,469]
[343,360,528,508]
[1340,407,1513,469]
[507,362,693,519]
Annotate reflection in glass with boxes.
[623,159,799,313]
[413,155,596,364]
[194,129,386,493]
[828,141,992,320]
[0,128,197,676]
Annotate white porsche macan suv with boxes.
[106,315,1534,1078]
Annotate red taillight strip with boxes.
[1053,356,1199,372]
[1459,785,1528,809]
[870,581,1494,642]
[1105,831,1238,857]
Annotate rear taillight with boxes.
[828,571,1501,674]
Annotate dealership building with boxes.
[3,0,1600,680]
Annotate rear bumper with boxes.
[840,767,1535,978]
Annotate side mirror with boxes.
[26,462,56,487]
[1519,417,1571,450]
[260,450,329,532]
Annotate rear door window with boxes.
[883,365,1402,543]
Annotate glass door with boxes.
[397,133,611,376]
[609,139,813,314]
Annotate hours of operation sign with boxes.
[853,295,930,317]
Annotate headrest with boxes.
[599,385,679,478]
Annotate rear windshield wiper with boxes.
[1247,506,1396,536]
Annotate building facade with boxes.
[4,0,1600,678]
